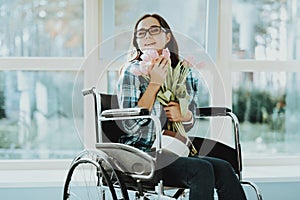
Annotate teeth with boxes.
[146,42,155,46]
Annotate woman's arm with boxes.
[137,82,160,110]
[138,56,169,110]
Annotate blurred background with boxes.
[0,0,300,161]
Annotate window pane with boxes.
[103,0,207,52]
[232,0,300,60]
[0,71,83,159]
[0,0,84,57]
[102,0,208,93]
[232,71,300,157]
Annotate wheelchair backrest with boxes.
[100,93,127,143]
[98,93,157,180]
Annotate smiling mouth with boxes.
[145,42,156,46]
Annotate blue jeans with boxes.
[161,156,247,200]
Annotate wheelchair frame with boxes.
[63,87,263,200]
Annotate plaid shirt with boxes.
[117,60,200,151]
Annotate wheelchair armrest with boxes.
[196,107,232,117]
[96,143,156,180]
[101,107,150,118]
[99,108,163,152]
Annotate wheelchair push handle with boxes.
[82,87,102,144]
[82,87,97,96]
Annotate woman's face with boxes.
[135,17,171,53]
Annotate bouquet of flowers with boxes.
[130,48,197,156]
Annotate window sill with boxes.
[242,156,300,182]
[0,159,71,188]
[243,165,300,183]
[0,169,68,188]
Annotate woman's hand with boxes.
[164,101,192,122]
[149,56,169,86]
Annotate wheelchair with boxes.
[63,87,263,200]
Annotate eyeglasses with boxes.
[135,25,166,38]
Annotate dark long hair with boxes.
[131,14,180,68]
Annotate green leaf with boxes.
[163,90,173,101]
[178,98,189,116]
[156,90,175,106]
[156,91,168,106]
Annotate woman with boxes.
[117,13,247,200]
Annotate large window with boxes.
[3,0,298,163]
[231,0,300,158]
[0,0,84,160]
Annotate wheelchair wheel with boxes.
[63,150,129,200]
